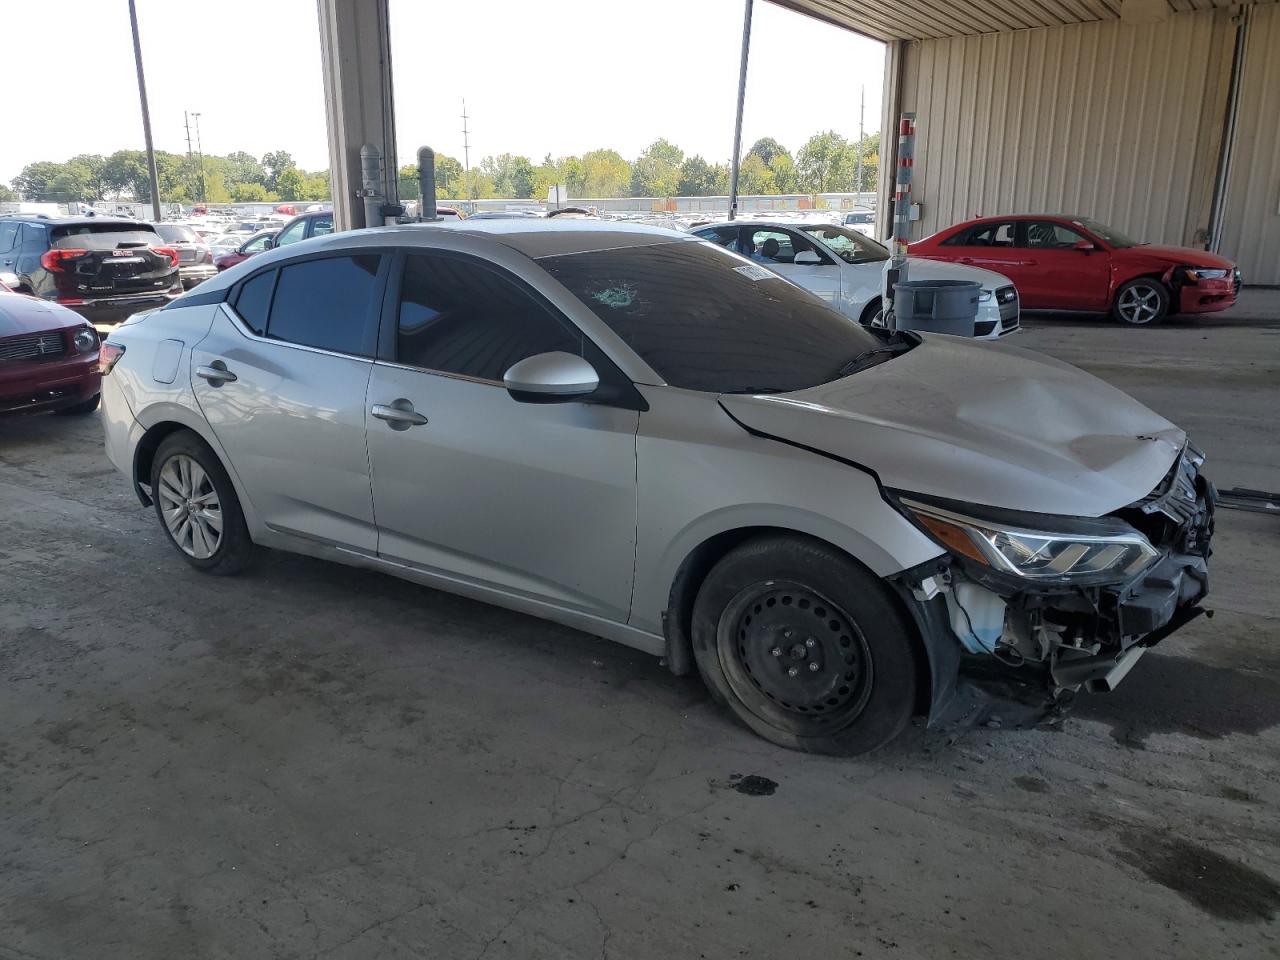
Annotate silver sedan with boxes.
[100,221,1214,755]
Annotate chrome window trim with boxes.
[371,357,505,389]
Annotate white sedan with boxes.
[692,220,1020,339]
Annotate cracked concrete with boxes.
[1,314,1278,959]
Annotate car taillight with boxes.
[96,341,126,375]
[152,246,180,267]
[40,248,89,272]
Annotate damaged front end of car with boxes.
[888,444,1215,730]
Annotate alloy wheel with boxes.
[1117,283,1163,324]
[157,454,223,559]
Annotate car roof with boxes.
[1,215,152,229]
[430,218,697,258]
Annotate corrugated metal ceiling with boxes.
[770,0,1271,41]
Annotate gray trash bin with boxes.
[891,279,981,336]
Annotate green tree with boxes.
[630,138,683,197]
[797,131,856,193]
[434,154,465,196]
[677,155,720,196]
[13,161,68,200]
[223,151,266,187]
[262,150,295,192]
[852,132,880,192]
[69,154,109,199]
[275,167,305,201]
[0,183,15,202]
[737,153,774,195]
[480,154,535,198]
[745,137,789,167]
[229,181,271,202]
[102,150,152,200]
[769,153,799,194]
[579,149,630,198]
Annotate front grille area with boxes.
[996,285,1018,305]
[0,332,66,362]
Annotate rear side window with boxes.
[942,222,1014,247]
[0,222,17,253]
[21,224,48,249]
[266,254,381,356]
[233,269,276,335]
[155,224,202,243]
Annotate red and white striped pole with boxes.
[884,112,916,324]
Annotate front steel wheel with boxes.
[691,535,919,756]
[1113,279,1170,325]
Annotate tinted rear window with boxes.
[233,269,276,335]
[155,224,202,243]
[51,223,158,250]
[539,240,882,393]
[266,255,380,356]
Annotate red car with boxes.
[910,215,1240,325]
[0,278,102,416]
[214,229,278,272]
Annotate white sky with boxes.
[3,0,884,183]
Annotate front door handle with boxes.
[195,361,237,386]
[371,399,428,430]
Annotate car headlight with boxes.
[1184,267,1229,281]
[896,495,1159,585]
[977,289,993,302]
[73,327,98,354]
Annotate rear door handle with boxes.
[195,362,237,386]
[371,399,428,430]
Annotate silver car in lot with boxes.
[99,221,1214,755]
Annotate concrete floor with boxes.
[1,310,1278,959]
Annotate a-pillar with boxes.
[316,0,399,231]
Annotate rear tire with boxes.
[691,535,918,756]
[55,393,100,416]
[150,430,254,575]
[1112,279,1170,325]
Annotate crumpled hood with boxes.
[1133,244,1235,269]
[720,335,1185,517]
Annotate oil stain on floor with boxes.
[1118,828,1280,923]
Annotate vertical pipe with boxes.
[360,144,384,229]
[1207,9,1249,253]
[727,0,754,221]
[417,146,438,220]
[128,0,162,222]
[884,112,916,323]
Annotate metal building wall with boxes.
[897,8,1238,245]
[1217,3,1280,284]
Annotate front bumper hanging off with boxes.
[906,448,1216,731]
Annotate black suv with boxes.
[0,217,182,325]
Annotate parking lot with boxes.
[2,307,1278,959]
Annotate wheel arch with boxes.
[662,526,934,716]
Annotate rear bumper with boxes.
[61,292,182,328]
[179,264,218,287]
[0,352,101,415]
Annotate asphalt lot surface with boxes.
[2,307,1278,959]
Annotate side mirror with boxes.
[503,351,599,404]
[262,238,276,250]
[793,250,823,266]
[1073,239,1096,252]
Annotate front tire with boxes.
[1112,278,1170,325]
[151,430,254,575]
[691,535,919,756]
[858,297,885,327]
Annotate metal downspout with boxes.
[1207,5,1251,253]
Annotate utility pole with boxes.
[461,99,472,207]
[855,85,865,205]
[193,112,207,202]
[726,0,754,221]
[128,0,162,221]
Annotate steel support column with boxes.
[316,0,399,231]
